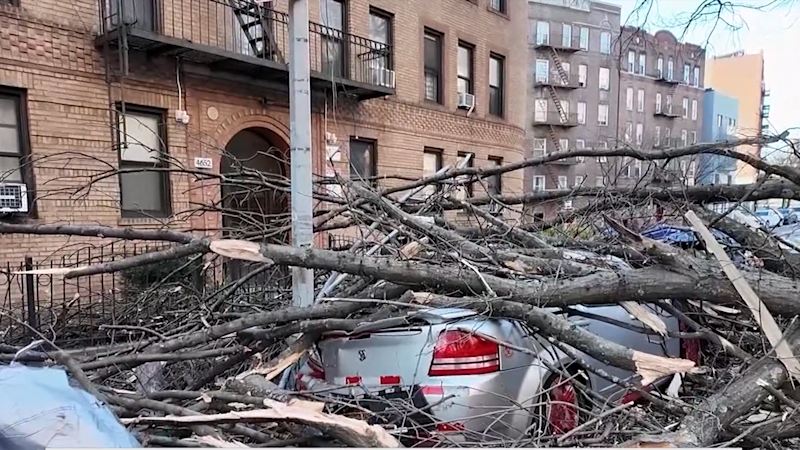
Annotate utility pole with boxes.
[288,0,314,307]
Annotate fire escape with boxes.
[532,32,581,188]
[652,66,683,185]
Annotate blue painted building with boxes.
[698,89,739,184]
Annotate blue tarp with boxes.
[0,363,141,448]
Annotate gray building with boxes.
[617,27,706,187]
[526,0,621,216]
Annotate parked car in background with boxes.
[778,208,799,225]
[754,208,784,228]
[289,301,700,444]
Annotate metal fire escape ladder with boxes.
[229,0,284,63]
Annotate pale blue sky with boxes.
[614,0,800,156]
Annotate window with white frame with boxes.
[598,104,609,126]
[626,87,633,111]
[118,108,170,218]
[657,55,664,77]
[681,129,687,146]
[577,102,586,124]
[535,59,549,83]
[600,31,611,54]
[559,100,570,122]
[420,148,443,197]
[535,99,547,122]
[636,123,643,146]
[683,63,691,84]
[576,139,585,162]
[536,21,550,45]
[621,158,631,178]
[633,160,642,178]
[559,138,569,152]
[637,89,644,112]
[533,138,547,158]
[682,97,688,118]
[693,66,700,87]
[557,175,568,190]
[560,62,571,85]
[533,175,546,191]
[654,126,661,146]
[655,93,662,113]
[578,64,587,86]
[638,53,646,74]
[574,174,585,187]
[595,176,605,187]
[717,114,723,127]
[562,23,572,48]
[691,99,697,120]
[598,141,608,163]
[599,67,610,90]
[667,57,674,80]
[624,122,632,143]
[691,130,697,144]
[453,152,474,200]
[579,27,589,50]
[627,51,635,72]
[666,94,673,114]
[0,91,27,187]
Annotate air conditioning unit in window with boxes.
[367,67,396,89]
[0,183,28,214]
[457,92,476,110]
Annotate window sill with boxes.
[487,6,509,20]
[119,216,171,227]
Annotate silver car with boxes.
[291,305,700,444]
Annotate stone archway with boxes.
[221,127,290,281]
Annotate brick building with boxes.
[617,27,705,186]
[525,0,621,217]
[0,0,527,265]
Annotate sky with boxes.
[613,0,800,159]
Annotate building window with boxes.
[118,107,170,218]
[487,156,502,196]
[536,21,550,45]
[633,160,642,178]
[681,129,687,146]
[627,51,635,72]
[636,123,643,146]
[454,152,474,199]
[638,52,646,75]
[533,138,547,157]
[693,66,700,87]
[320,0,346,78]
[624,122,632,143]
[578,64,587,86]
[562,23,572,48]
[0,90,29,187]
[349,138,376,186]
[598,104,609,126]
[533,175,546,191]
[667,57,674,80]
[575,139,585,163]
[559,138,569,152]
[489,0,506,13]
[657,55,664,77]
[595,176,605,187]
[557,175,568,190]
[690,130,697,144]
[534,99,547,122]
[368,8,393,74]
[655,93,662,114]
[599,67,610,90]
[535,59,549,83]
[621,158,631,178]
[577,101,586,124]
[457,42,474,94]
[574,174,585,187]
[424,30,443,103]
[666,94,673,114]
[625,87,633,111]
[600,31,611,54]
[637,89,644,112]
[683,63,691,84]
[489,53,505,116]
[421,148,443,197]
[717,114,723,127]
[691,100,698,120]
[654,126,661,146]
[579,27,589,50]
[682,97,688,118]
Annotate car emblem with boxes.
[358,350,366,361]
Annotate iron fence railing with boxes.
[100,0,394,89]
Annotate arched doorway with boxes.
[221,127,290,283]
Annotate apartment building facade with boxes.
[525,0,621,215]
[617,27,705,187]
[0,0,527,262]
[698,88,739,185]
[704,50,767,184]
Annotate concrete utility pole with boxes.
[288,0,314,307]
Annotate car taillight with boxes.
[429,330,500,376]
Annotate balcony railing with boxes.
[97,0,395,99]
[533,33,583,52]
[654,104,683,118]
[649,69,679,84]
[534,74,583,89]
[532,112,579,127]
